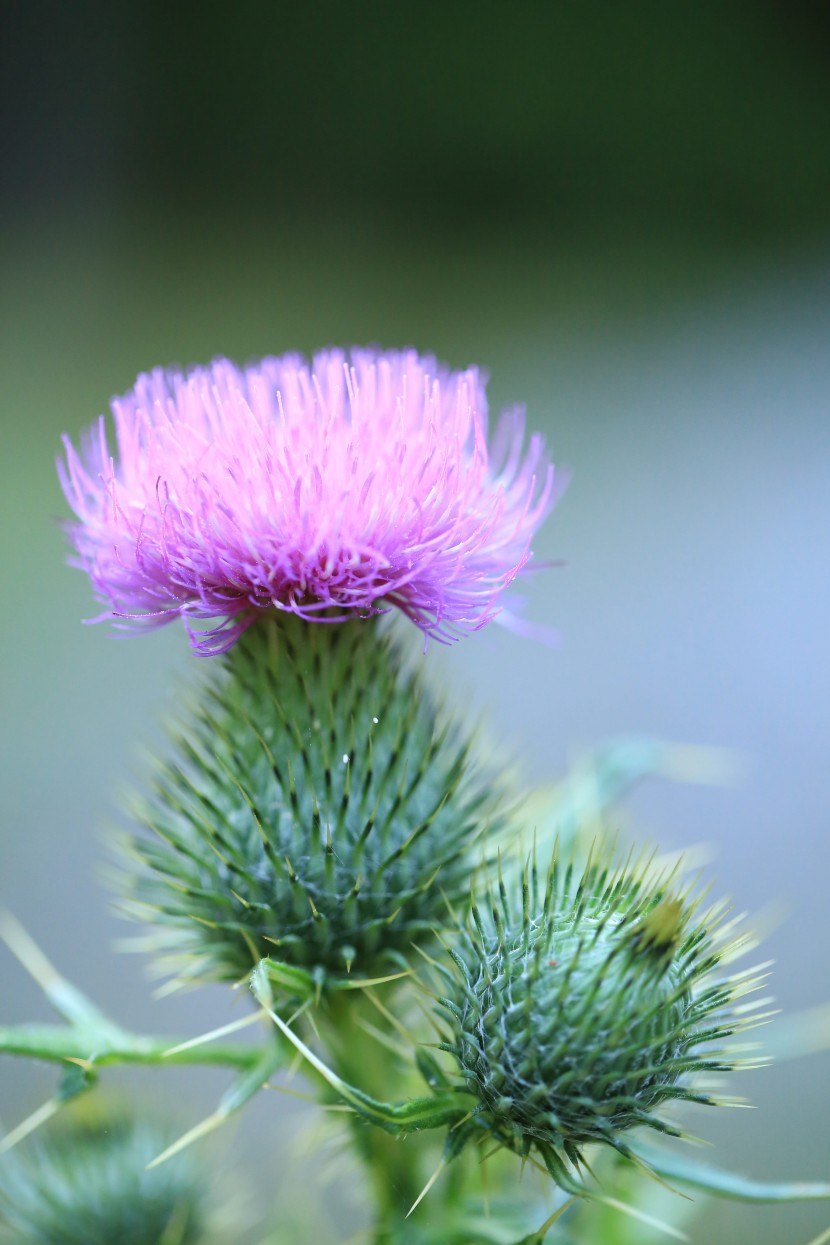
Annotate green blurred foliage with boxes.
[4,4,830,244]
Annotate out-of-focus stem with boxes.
[323,992,431,1244]
[0,1022,265,1070]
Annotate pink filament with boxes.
[58,348,559,655]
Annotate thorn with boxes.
[146,1113,224,1168]
[597,1195,689,1241]
[151,977,188,1001]
[261,1081,355,1112]
[162,1010,265,1056]
[338,969,410,992]
[530,1197,579,1241]
[0,1099,60,1154]
[361,987,415,1044]
[449,1108,476,1132]
[406,1158,446,1218]
[803,1227,830,1245]
[0,911,62,991]
[264,1004,354,1105]
[354,1016,408,1059]
[0,912,114,1030]
[287,996,314,1028]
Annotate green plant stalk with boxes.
[322,991,446,1244]
[0,1022,264,1070]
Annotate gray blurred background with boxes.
[1,4,829,1241]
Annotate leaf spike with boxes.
[356,788,383,847]
[354,1015,409,1059]
[0,912,115,1031]
[543,843,559,917]
[286,995,314,1027]
[162,1010,265,1056]
[408,938,449,976]
[373,795,450,877]
[240,927,261,968]
[148,1113,228,1171]
[596,1195,689,1242]
[496,850,511,924]
[0,1098,61,1155]
[337,969,411,991]
[310,788,322,849]
[520,861,532,942]
[406,1158,447,1218]
[361,987,417,1045]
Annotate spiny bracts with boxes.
[121,615,501,990]
[0,1116,207,1245]
[436,846,767,1190]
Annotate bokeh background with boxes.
[2,5,829,1241]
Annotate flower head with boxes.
[436,846,766,1190]
[59,349,557,654]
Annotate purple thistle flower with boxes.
[59,349,559,655]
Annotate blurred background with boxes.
[2,4,829,1241]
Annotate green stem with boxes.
[0,1022,265,1071]
[323,993,433,1244]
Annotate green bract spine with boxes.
[122,616,500,989]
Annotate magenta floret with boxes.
[59,349,558,654]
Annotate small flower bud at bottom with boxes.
[0,1116,207,1245]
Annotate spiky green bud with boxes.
[121,616,499,989]
[0,1116,207,1245]
[438,847,765,1187]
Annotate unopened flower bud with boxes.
[438,848,765,1186]
[0,1115,208,1245]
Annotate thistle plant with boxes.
[1,348,827,1244]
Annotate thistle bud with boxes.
[0,1115,208,1245]
[438,848,765,1186]
[121,615,498,990]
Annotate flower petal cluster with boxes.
[59,349,557,653]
